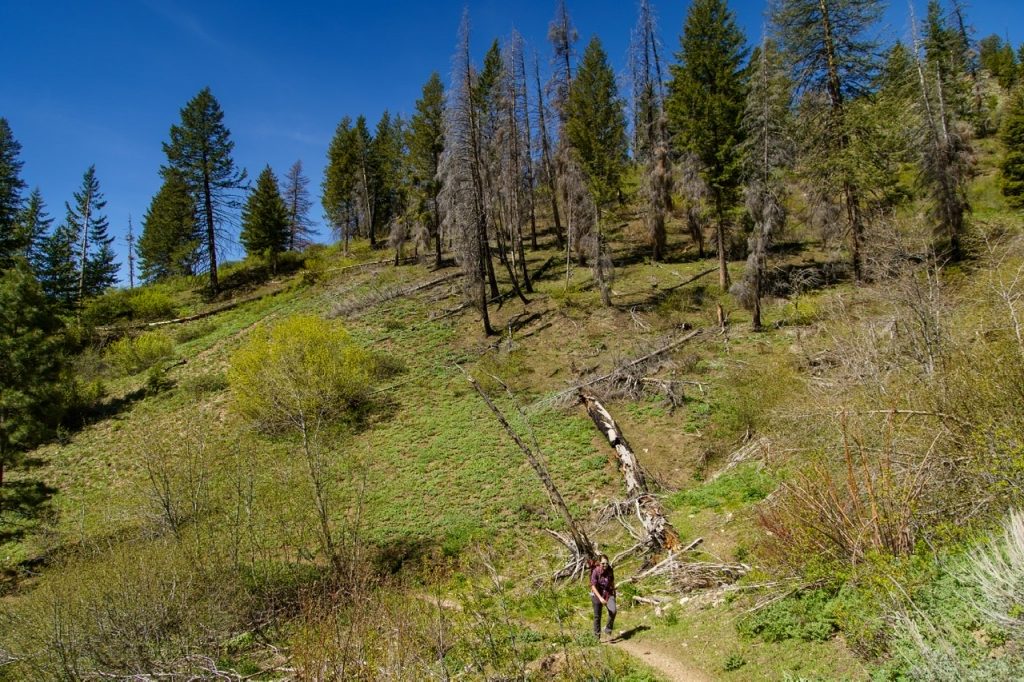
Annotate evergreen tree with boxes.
[1001,86,1024,210]
[0,118,27,267]
[0,262,64,499]
[738,38,793,330]
[667,0,748,289]
[36,224,77,309]
[65,165,118,303]
[138,170,201,282]
[322,116,360,251]
[564,36,628,305]
[282,160,315,251]
[353,116,376,246]
[772,0,881,281]
[17,189,52,274]
[547,0,578,123]
[162,87,247,292]
[407,72,446,268]
[370,112,407,243]
[630,0,673,261]
[240,165,290,273]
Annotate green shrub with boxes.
[228,315,376,433]
[82,287,178,325]
[737,589,839,643]
[174,319,217,344]
[104,331,176,375]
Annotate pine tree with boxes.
[240,166,290,273]
[17,189,52,274]
[772,0,881,281]
[564,36,628,305]
[370,112,407,245]
[630,0,673,261]
[738,38,793,330]
[441,11,495,335]
[162,87,247,292]
[282,160,315,251]
[138,170,201,283]
[913,6,972,260]
[547,0,578,123]
[36,224,77,309]
[979,35,1019,91]
[0,262,64,498]
[667,0,747,290]
[1001,86,1024,210]
[322,116,360,251]
[0,118,27,267]
[408,72,446,268]
[354,116,376,246]
[65,165,118,303]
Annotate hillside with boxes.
[1,130,1022,681]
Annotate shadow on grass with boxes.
[0,478,58,544]
[613,624,651,641]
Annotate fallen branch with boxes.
[709,436,770,482]
[459,366,596,579]
[538,329,704,408]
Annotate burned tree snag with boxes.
[579,391,680,555]
[462,369,596,578]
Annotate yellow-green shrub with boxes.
[228,315,374,433]
[104,331,176,375]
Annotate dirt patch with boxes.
[613,637,712,682]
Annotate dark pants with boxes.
[591,594,617,635]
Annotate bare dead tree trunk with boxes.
[579,392,681,556]
[534,57,564,248]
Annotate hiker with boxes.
[590,554,616,639]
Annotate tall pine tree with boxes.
[282,160,315,251]
[162,87,247,292]
[564,36,628,306]
[1001,85,1024,210]
[408,72,446,268]
[0,118,27,267]
[138,170,201,282]
[240,166,290,273]
[65,166,118,304]
[667,0,747,290]
[322,116,360,251]
[17,189,52,275]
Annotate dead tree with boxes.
[579,392,680,557]
[441,12,495,335]
[462,369,596,579]
[534,55,564,248]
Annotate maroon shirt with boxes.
[591,564,615,600]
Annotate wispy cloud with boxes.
[141,0,220,49]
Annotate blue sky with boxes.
[2,0,1022,284]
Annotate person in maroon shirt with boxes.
[590,554,616,639]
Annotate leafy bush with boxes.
[737,589,839,643]
[83,286,178,325]
[104,331,176,375]
[228,315,376,433]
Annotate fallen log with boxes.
[579,392,680,556]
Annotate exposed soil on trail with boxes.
[612,636,713,682]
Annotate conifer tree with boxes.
[322,116,360,251]
[564,36,627,305]
[65,165,118,303]
[0,262,64,499]
[36,224,77,309]
[17,189,52,274]
[353,116,376,246]
[125,215,136,289]
[282,160,315,251]
[913,6,972,260]
[441,11,495,335]
[1001,85,1024,210]
[0,118,27,267]
[979,35,1019,91]
[738,39,793,330]
[162,87,247,292]
[772,0,881,281]
[240,166,290,273]
[548,0,578,123]
[138,170,201,283]
[370,112,407,245]
[667,0,747,289]
[630,0,673,261]
[408,73,446,268]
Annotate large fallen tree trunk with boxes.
[579,391,680,556]
[462,369,596,579]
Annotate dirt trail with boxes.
[612,637,712,682]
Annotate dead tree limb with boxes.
[539,329,704,408]
[460,367,596,579]
[579,392,680,557]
